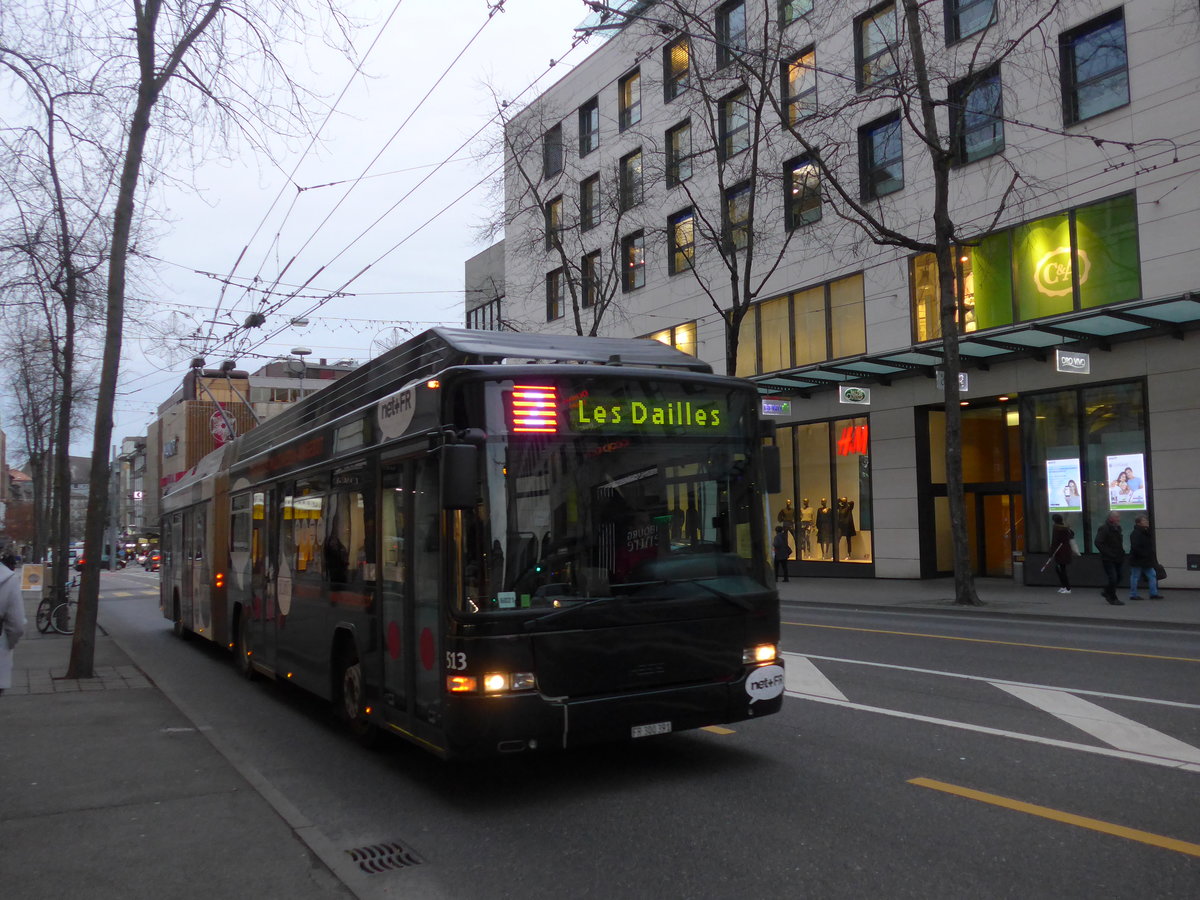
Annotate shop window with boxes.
[759,294,791,372]
[830,274,866,358]
[793,285,826,366]
[1061,9,1129,125]
[664,36,689,101]
[1076,194,1140,308]
[1015,212,1073,320]
[945,0,995,44]
[857,2,898,89]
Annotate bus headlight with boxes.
[483,672,537,693]
[744,644,777,664]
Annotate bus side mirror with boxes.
[442,444,478,509]
[762,444,782,495]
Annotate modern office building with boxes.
[478,0,1200,586]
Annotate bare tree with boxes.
[1,0,354,676]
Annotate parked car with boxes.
[143,552,161,571]
[75,554,127,571]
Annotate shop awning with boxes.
[751,292,1200,397]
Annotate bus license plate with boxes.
[631,721,671,739]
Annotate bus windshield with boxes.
[456,377,770,615]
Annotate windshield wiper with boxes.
[522,596,618,631]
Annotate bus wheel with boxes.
[337,645,377,746]
[171,596,187,640]
[234,610,255,680]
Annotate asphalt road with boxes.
[98,571,1200,899]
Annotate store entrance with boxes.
[921,401,1024,578]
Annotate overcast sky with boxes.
[105,0,596,453]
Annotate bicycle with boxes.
[35,581,78,635]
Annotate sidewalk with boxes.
[776,574,1200,629]
[0,589,353,900]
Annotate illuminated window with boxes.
[781,47,816,125]
[664,36,689,101]
[785,155,821,229]
[544,195,563,250]
[857,2,898,89]
[668,208,695,274]
[546,268,565,321]
[619,69,641,131]
[648,322,697,356]
[725,182,752,252]
[622,231,645,291]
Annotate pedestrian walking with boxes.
[1093,511,1126,605]
[772,525,792,583]
[1049,514,1075,594]
[0,561,27,696]
[1127,514,1164,601]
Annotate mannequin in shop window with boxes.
[799,498,815,559]
[838,497,857,560]
[816,499,834,560]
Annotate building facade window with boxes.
[622,231,645,291]
[581,251,601,308]
[1061,9,1129,125]
[543,124,562,179]
[544,195,563,250]
[725,182,752,252]
[647,322,697,356]
[860,112,903,199]
[664,36,689,101]
[857,2,898,88]
[910,193,1141,341]
[949,65,1004,164]
[736,273,866,376]
[546,268,565,321]
[467,297,503,331]
[668,208,695,274]
[666,120,693,186]
[772,418,875,566]
[716,1,746,67]
[578,97,600,156]
[945,0,995,44]
[780,0,813,27]
[785,155,821,229]
[619,69,641,131]
[782,47,817,125]
[619,148,643,210]
[719,89,751,159]
[580,174,600,231]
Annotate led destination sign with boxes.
[569,396,728,435]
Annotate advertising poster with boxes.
[1106,453,1147,510]
[1046,458,1083,511]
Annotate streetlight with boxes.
[291,347,311,399]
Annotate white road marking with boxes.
[784,655,848,701]
[783,651,1200,710]
[994,683,1200,765]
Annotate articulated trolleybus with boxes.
[161,329,784,758]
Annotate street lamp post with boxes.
[291,347,311,399]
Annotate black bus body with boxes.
[161,328,783,758]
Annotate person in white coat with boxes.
[0,563,26,695]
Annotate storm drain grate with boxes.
[345,841,424,875]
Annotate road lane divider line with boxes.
[783,690,1200,772]
[782,621,1200,663]
[908,777,1200,858]
[993,683,1200,764]
[784,655,849,701]
[782,652,1200,710]
[701,725,736,735]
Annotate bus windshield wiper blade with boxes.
[522,596,617,630]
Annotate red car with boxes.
[143,552,161,571]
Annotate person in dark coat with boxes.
[1049,514,1075,594]
[1093,511,1125,605]
[772,526,791,582]
[1127,515,1164,601]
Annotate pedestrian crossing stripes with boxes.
[782,651,1200,772]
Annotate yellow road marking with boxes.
[783,621,1200,663]
[702,726,735,735]
[909,778,1200,858]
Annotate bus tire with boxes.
[171,595,187,640]
[234,608,255,680]
[335,638,377,747]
